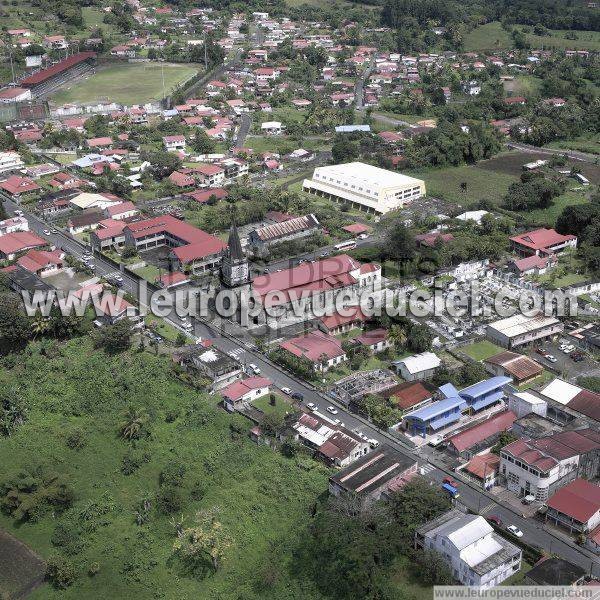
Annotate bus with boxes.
[442,482,460,499]
[334,240,357,252]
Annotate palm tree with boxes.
[119,406,149,441]
[389,324,407,351]
[30,315,49,340]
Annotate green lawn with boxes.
[132,264,161,283]
[410,163,517,207]
[144,315,181,343]
[253,394,294,419]
[0,339,329,600]
[51,63,199,106]
[464,22,514,52]
[526,189,590,227]
[461,340,504,362]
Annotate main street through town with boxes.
[5,197,600,577]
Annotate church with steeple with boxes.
[220,223,250,289]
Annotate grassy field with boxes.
[461,340,504,362]
[51,63,199,106]
[503,75,543,97]
[526,189,590,226]
[464,22,514,51]
[547,133,600,155]
[410,162,517,207]
[0,339,330,600]
[524,28,600,51]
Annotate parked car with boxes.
[306,402,316,410]
[248,363,261,375]
[487,515,502,527]
[326,406,338,415]
[536,347,547,356]
[506,525,524,538]
[369,439,380,449]
[43,229,50,235]
[291,392,304,402]
[571,352,584,362]
[443,476,458,487]
[281,387,292,395]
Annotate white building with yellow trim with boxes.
[302,161,425,214]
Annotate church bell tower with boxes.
[221,223,250,288]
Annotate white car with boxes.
[43,229,51,235]
[333,418,341,425]
[307,402,316,410]
[506,525,524,538]
[546,354,558,363]
[326,406,338,415]
[281,387,292,395]
[369,439,380,449]
[181,319,193,331]
[357,233,369,240]
[248,363,261,375]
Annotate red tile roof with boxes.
[280,331,344,363]
[252,254,361,308]
[17,249,63,273]
[342,223,371,235]
[0,231,46,255]
[548,479,600,523]
[447,410,516,453]
[185,188,228,203]
[0,175,40,195]
[510,228,576,252]
[465,453,500,479]
[319,305,368,331]
[221,377,271,401]
[355,328,388,347]
[391,381,434,410]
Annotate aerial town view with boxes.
[0,0,599,598]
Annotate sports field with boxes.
[51,63,199,106]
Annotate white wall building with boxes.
[303,162,426,214]
[416,510,522,588]
[392,352,441,381]
[0,216,28,236]
[0,151,24,174]
[486,313,563,349]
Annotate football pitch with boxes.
[51,62,199,105]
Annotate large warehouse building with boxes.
[302,162,425,214]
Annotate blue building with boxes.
[403,376,511,438]
[460,376,511,413]
[404,396,466,438]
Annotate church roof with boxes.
[227,223,244,260]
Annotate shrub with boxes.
[46,554,76,589]
[159,461,186,488]
[156,486,183,514]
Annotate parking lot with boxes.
[528,339,600,381]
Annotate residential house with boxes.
[500,428,600,500]
[415,509,522,588]
[510,228,577,257]
[221,376,272,412]
[392,352,441,381]
[17,249,64,278]
[172,342,242,391]
[279,331,347,372]
[0,231,47,260]
[0,175,40,198]
[546,478,600,535]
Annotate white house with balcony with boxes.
[416,510,522,588]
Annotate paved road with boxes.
[233,113,252,148]
[355,59,374,111]
[507,141,600,164]
[5,198,600,575]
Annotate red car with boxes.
[487,515,502,526]
[443,476,458,487]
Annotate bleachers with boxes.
[30,62,95,98]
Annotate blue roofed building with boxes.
[460,376,512,413]
[402,376,511,438]
[404,396,466,438]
